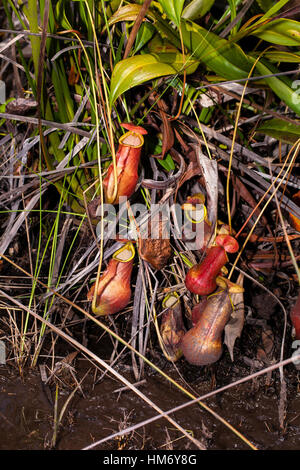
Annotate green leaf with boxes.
[177,18,300,114]
[180,20,252,80]
[252,50,300,63]
[182,0,215,20]
[152,51,199,74]
[255,0,277,13]
[148,34,180,54]
[181,83,201,115]
[256,118,300,144]
[157,153,176,171]
[135,22,156,53]
[115,31,126,63]
[254,59,300,116]
[259,0,290,21]
[252,19,300,46]
[55,0,73,31]
[107,4,145,27]
[230,0,290,43]
[157,0,185,28]
[26,0,40,80]
[105,0,123,19]
[51,60,74,122]
[0,97,15,113]
[109,54,177,106]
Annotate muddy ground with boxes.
[1,311,300,451]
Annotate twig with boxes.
[0,113,93,138]
[123,0,153,59]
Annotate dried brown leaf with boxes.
[138,215,172,270]
[160,302,186,361]
[261,327,275,360]
[193,146,218,228]
[6,98,38,114]
[177,161,202,188]
[224,273,245,361]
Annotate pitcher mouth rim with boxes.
[119,131,144,149]
[112,241,136,262]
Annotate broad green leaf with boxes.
[182,0,215,20]
[109,54,177,106]
[147,36,199,74]
[106,0,123,19]
[178,19,300,114]
[253,50,300,63]
[157,153,176,171]
[252,19,300,46]
[150,12,182,49]
[180,20,252,80]
[148,34,181,54]
[155,51,199,74]
[135,22,156,53]
[157,0,185,27]
[150,142,175,170]
[255,59,300,116]
[107,4,145,27]
[230,0,290,42]
[256,118,300,144]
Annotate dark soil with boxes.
[1,317,300,451]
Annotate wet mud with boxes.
[1,329,299,451]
